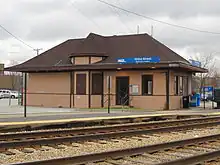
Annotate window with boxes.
[71,57,75,64]
[183,76,188,96]
[142,75,153,95]
[174,76,179,95]
[74,57,89,65]
[92,73,103,95]
[70,72,74,94]
[174,76,188,96]
[76,74,86,95]
[179,76,183,95]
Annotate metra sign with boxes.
[117,56,160,64]
[189,59,201,67]
[203,86,213,92]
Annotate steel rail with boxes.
[9,134,220,165]
[157,150,220,165]
[1,119,220,150]
[1,116,220,141]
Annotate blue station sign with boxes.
[189,59,201,67]
[203,86,213,92]
[117,56,160,64]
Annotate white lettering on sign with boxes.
[117,59,125,63]
[143,57,152,60]
[134,57,152,61]
[134,58,142,60]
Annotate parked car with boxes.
[0,89,11,98]
[10,91,19,98]
[0,89,19,99]
[0,93,3,99]
[207,94,213,101]
[201,93,208,101]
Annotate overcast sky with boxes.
[1,0,220,66]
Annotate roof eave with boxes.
[179,63,208,73]
[4,62,207,73]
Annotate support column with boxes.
[24,73,27,117]
[88,58,91,109]
[101,72,104,108]
[166,69,170,110]
[69,71,73,108]
[72,71,75,107]
[88,70,91,108]
[107,76,111,113]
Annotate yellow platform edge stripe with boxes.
[0,114,168,126]
[1,112,220,127]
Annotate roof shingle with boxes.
[6,33,193,72]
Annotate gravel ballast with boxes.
[0,126,220,164]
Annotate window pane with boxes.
[71,72,74,94]
[174,76,179,95]
[183,76,188,96]
[148,81,152,94]
[179,76,183,95]
[142,75,153,95]
[76,74,86,95]
[92,73,103,95]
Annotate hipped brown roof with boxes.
[9,62,206,73]
[5,33,207,72]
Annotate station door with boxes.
[116,76,129,106]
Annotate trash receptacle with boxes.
[190,95,197,107]
[183,96,190,108]
[195,93,200,106]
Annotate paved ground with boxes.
[0,98,220,123]
[0,99,75,114]
[0,98,19,107]
[1,109,220,124]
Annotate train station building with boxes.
[6,33,206,110]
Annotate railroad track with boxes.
[1,116,220,153]
[11,133,220,165]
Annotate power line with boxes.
[97,0,220,35]
[105,0,133,33]
[69,0,101,30]
[0,25,34,49]
[116,0,154,34]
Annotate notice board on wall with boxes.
[130,84,139,95]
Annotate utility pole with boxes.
[151,25,154,37]
[33,48,43,56]
[137,25,139,34]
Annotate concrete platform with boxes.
[1,99,220,130]
[0,105,220,131]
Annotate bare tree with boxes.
[191,52,218,92]
[7,60,22,90]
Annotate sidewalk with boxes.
[1,98,220,123]
[1,106,220,122]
